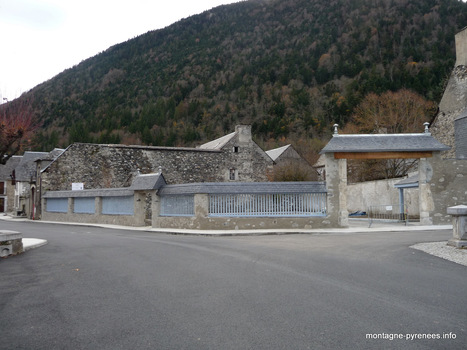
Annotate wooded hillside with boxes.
[21,0,467,157]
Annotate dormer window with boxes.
[233,146,239,153]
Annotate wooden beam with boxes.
[333,151,433,160]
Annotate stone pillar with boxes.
[447,205,467,248]
[324,153,348,227]
[134,191,146,226]
[95,197,102,216]
[419,157,434,225]
[68,198,74,214]
[338,158,349,227]
[195,194,209,218]
[151,193,161,228]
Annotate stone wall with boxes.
[455,114,467,159]
[430,155,467,224]
[431,66,467,159]
[347,178,419,216]
[41,142,273,192]
[152,193,333,230]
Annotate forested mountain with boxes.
[25,0,467,156]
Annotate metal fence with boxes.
[209,193,327,217]
[368,204,408,227]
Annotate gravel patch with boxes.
[411,241,467,267]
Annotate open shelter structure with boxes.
[320,124,450,227]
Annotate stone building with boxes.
[40,125,274,192]
[428,26,467,224]
[266,144,317,181]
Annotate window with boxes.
[233,146,239,153]
[0,181,4,195]
[229,169,236,180]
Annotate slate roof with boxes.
[320,133,450,154]
[158,181,327,196]
[14,152,49,181]
[130,173,167,191]
[0,156,22,180]
[265,144,291,161]
[198,131,236,150]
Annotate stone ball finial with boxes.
[423,122,430,134]
[333,124,339,136]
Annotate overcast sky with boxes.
[0,0,238,101]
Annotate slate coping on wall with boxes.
[43,173,166,198]
[158,182,327,196]
[320,133,450,154]
[43,188,135,198]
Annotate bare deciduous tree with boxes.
[0,98,39,165]
[343,89,437,182]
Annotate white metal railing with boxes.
[209,193,326,217]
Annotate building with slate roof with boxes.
[0,156,21,213]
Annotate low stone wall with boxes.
[42,191,148,227]
[152,193,333,230]
[0,230,23,257]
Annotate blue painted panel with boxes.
[102,196,134,215]
[46,198,68,213]
[74,197,95,214]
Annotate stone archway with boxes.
[321,125,449,227]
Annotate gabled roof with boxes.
[198,131,236,150]
[320,133,450,154]
[0,156,22,180]
[130,173,166,191]
[265,144,291,161]
[158,181,327,195]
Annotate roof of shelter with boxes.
[394,174,419,188]
[265,144,291,161]
[320,133,450,154]
[158,181,327,196]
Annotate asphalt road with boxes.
[1,221,466,350]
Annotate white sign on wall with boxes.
[72,183,84,191]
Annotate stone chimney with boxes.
[455,26,467,67]
[235,125,252,143]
